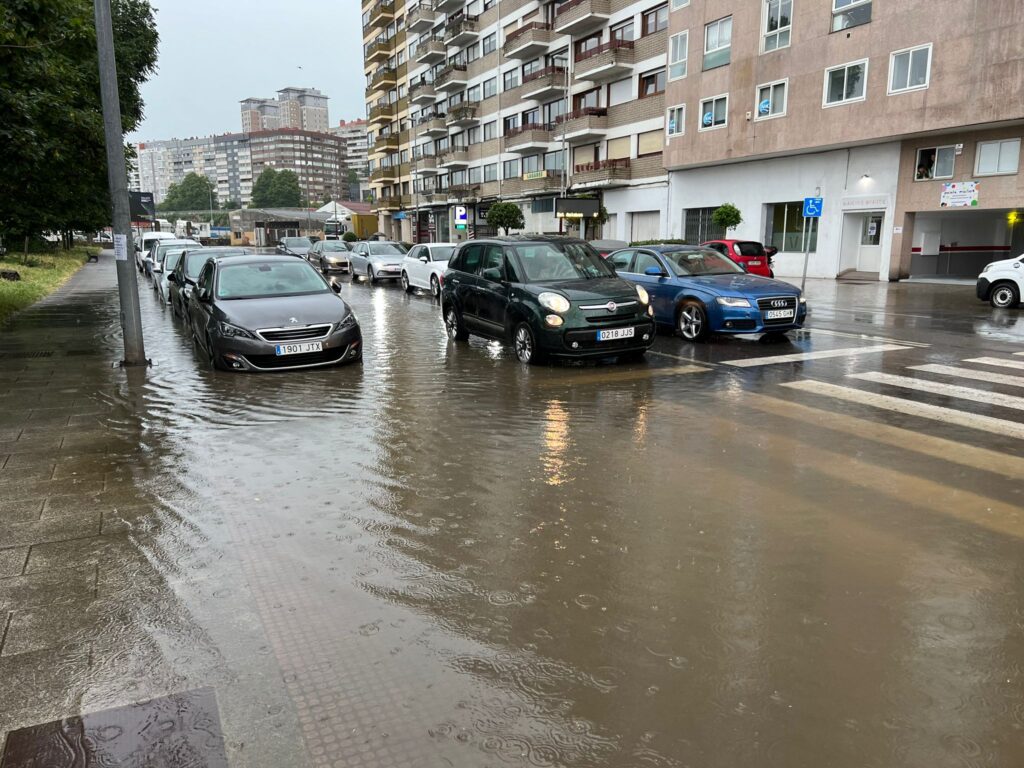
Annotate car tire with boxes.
[677,301,710,342]
[320,259,328,275]
[430,275,441,300]
[401,271,413,293]
[367,266,378,285]
[444,303,468,342]
[990,282,1020,309]
[206,333,229,371]
[513,322,545,365]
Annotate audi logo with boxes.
[770,299,788,308]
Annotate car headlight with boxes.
[799,296,807,304]
[218,321,255,339]
[716,296,752,308]
[635,285,649,305]
[538,292,571,313]
[981,263,993,273]
[339,312,358,329]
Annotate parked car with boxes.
[136,231,177,272]
[276,237,313,258]
[976,252,1024,308]
[589,239,629,258]
[701,239,777,277]
[168,247,251,321]
[309,240,352,275]
[348,241,408,283]
[185,255,361,372]
[608,244,806,341]
[402,243,455,298]
[441,236,655,364]
[148,239,201,279]
[154,247,191,305]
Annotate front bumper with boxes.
[373,265,403,280]
[214,322,362,372]
[540,318,656,358]
[711,302,808,334]
[976,277,992,301]
[322,259,350,273]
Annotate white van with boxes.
[976,253,1023,308]
[136,231,177,272]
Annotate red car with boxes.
[701,239,776,277]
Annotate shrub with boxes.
[712,203,743,231]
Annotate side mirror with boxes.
[330,281,342,294]
[198,290,211,302]
[419,255,429,263]
[166,273,177,284]
[644,266,667,277]
[481,267,503,282]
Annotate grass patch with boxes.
[0,248,95,323]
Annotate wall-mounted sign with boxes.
[757,99,771,116]
[702,112,713,127]
[893,226,903,235]
[555,197,601,219]
[453,205,468,224]
[940,181,979,208]
[522,170,548,181]
[840,195,890,211]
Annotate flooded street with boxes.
[2,255,1024,767]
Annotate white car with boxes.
[977,252,1023,308]
[136,231,177,272]
[401,243,456,298]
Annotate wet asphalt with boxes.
[1,253,1023,767]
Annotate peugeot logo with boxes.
[770,299,788,308]
[605,301,618,312]
[289,317,299,324]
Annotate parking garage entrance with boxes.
[908,208,1023,278]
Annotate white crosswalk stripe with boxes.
[724,344,910,368]
[797,328,931,348]
[908,364,1024,388]
[964,357,1024,371]
[849,371,1024,412]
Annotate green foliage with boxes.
[222,199,240,210]
[0,0,159,241]
[486,202,525,235]
[158,173,215,212]
[712,203,743,231]
[342,231,358,242]
[250,168,303,208]
[630,240,689,246]
[0,249,92,323]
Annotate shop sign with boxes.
[522,170,548,181]
[841,195,890,211]
[940,181,979,208]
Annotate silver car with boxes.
[153,247,191,305]
[349,241,408,284]
[309,240,352,275]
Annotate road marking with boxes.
[1015,351,1024,356]
[850,371,1024,412]
[647,350,712,365]
[723,344,910,368]
[782,380,1024,439]
[799,327,931,348]
[963,357,1024,371]
[908,364,1024,389]
[540,364,711,387]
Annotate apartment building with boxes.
[213,133,253,205]
[241,88,330,134]
[136,137,217,205]
[240,98,281,133]
[362,0,674,242]
[330,119,372,195]
[248,129,348,205]
[663,0,1024,280]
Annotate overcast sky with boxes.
[130,0,365,141]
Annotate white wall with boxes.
[603,184,670,242]
[668,143,902,279]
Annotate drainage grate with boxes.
[0,351,54,359]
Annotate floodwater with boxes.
[1,257,1023,767]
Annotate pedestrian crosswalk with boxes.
[723,343,912,367]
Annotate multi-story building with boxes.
[136,137,217,205]
[362,0,672,243]
[248,128,347,206]
[330,119,372,197]
[213,133,253,205]
[241,88,330,134]
[663,1,1024,280]
[240,98,281,133]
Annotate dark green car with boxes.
[441,236,656,364]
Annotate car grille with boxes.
[579,299,641,325]
[243,346,347,370]
[257,324,332,342]
[756,296,798,326]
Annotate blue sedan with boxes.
[608,245,807,341]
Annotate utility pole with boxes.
[94,0,147,365]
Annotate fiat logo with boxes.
[771,299,787,308]
[605,301,618,312]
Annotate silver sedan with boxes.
[348,241,408,284]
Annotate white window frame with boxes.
[832,0,871,19]
[822,58,869,108]
[671,0,690,8]
[704,17,732,57]
[761,0,793,54]
[888,43,932,95]
[698,93,728,132]
[974,138,1021,177]
[754,78,788,121]
[668,31,688,81]
[666,104,685,139]
[913,145,956,181]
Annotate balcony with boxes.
[365,38,391,66]
[412,155,439,175]
[416,38,447,65]
[554,0,610,37]
[574,40,635,82]
[435,63,468,92]
[370,166,398,184]
[504,124,554,153]
[439,146,470,169]
[520,171,563,195]
[377,196,402,211]
[366,68,397,96]
[571,158,631,187]
[522,66,567,100]
[409,80,437,105]
[368,102,397,126]
[448,184,481,201]
[553,107,608,143]
[366,1,395,32]
[503,23,554,60]
[416,114,448,137]
[407,3,436,33]
[434,0,462,13]
[446,103,479,128]
[372,134,400,154]
[444,15,479,47]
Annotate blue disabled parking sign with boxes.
[803,197,823,218]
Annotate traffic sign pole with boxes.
[800,197,823,293]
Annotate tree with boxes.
[0,0,159,246]
[712,203,743,232]
[487,202,525,235]
[222,199,240,210]
[342,231,358,242]
[250,168,278,208]
[271,170,302,208]
[159,173,215,211]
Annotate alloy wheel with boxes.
[514,325,533,363]
[679,305,704,340]
[445,307,460,340]
[401,272,411,293]
[430,275,440,299]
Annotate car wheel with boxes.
[990,282,1020,308]
[444,304,468,341]
[206,333,229,371]
[367,265,378,285]
[513,322,545,365]
[401,271,413,293]
[320,259,328,275]
[430,275,441,300]
[677,301,709,342]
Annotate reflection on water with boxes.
[542,400,570,487]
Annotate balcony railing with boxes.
[435,63,468,89]
[505,122,552,139]
[444,15,479,43]
[556,107,608,124]
[523,65,567,86]
[576,38,633,62]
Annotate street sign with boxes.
[803,197,823,218]
[454,205,468,225]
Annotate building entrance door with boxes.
[856,212,884,273]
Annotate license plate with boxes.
[597,327,635,341]
[748,260,762,266]
[275,342,323,356]
[764,309,794,320]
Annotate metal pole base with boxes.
[116,359,153,368]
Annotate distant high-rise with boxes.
[330,119,370,196]
[241,88,329,134]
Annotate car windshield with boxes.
[323,242,348,252]
[185,249,245,278]
[368,242,407,256]
[428,246,455,261]
[734,242,765,256]
[282,237,310,248]
[159,242,197,257]
[216,261,329,299]
[513,242,614,281]
[164,252,184,272]
[664,249,745,276]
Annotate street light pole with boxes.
[93,0,147,365]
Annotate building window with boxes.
[642,4,669,36]
[466,43,479,63]
[606,136,631,161]
[483,121,497,141]
[755,79,787,119]
[503,158,520,178]
[832,0,871,31]
[484,163,498,182]
[698,94,728,130]
[638,130,662,157]
[889,44,931,94]
[669,31,688,80]
[683,207,725,243]
[666,105,685,137]
[703,16,732,70]
[763,0,792,52]
[611,19,635,41]
[503,69,520,90]
[914,146,955,180]
[483,77,497,99]
[522,155,542,173]
[467,85,481,102]
[975,139,1020,176]
[766,202,817,252]
[640,68,667,98]
[823,59,868,106]
[469,166,482,184]
[482,33,497,55]
[608,78,632,106]
[544,150,564,171]
[532,197,555,214]
[574,88,600,110]
[671,0,690,8]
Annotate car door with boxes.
[405,246,425,287]
[452,243,483,327]
[631,250,674,320]
[189,262,216,337]
[308,241,320,265]
[607,249,636,275]
[350,243,366,273]
[475,244,512,336]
